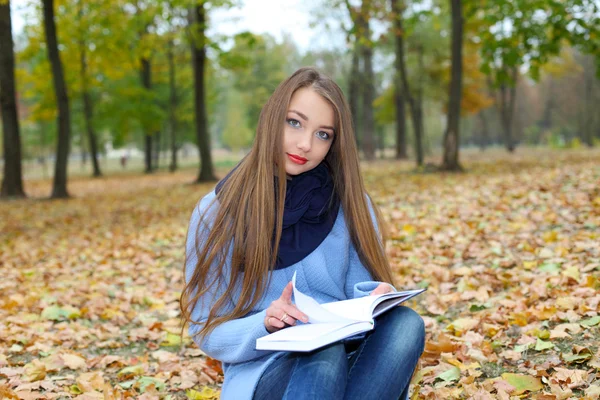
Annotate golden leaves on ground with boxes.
[1,149,599,398]
[364,149,600,399]
[1,170,219,398]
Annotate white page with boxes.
[292,272,350,324]
[258,322,350,342]
[321,295,378,322]
[322,289,426,322]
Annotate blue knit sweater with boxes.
[185,190,390,400]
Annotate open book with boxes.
[256,272,425,352]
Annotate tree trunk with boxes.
[414,94,424,166]
[39,122,49,179]
[153,130,160,170]
[394,0,423,167]
[497,66,518,152]
[508,66,517,149]
[391,0,407,160]
[78,3,102,178]
[359,1,375,161]
[539,78,553,131]
[191,4,216,182]
[477,111,489,151]
[414,44,425,166]
[140,57,154,173]
[377,126,385,158]
[583,56,594,147]
[441,0,464,171]
[0,0,26,198]
[348,43,361,147]
[43,0,71,198]
[168,38,178,172]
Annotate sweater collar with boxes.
[215,161,340,269]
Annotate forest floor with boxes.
[1,147,599,399]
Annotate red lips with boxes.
[287,153,308,165]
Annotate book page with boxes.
[322,289,427,322]
[321,295,378,322]
[258,322,351,342]
[371,289,425,317]
[256,321,374,352]
[292,272,351,324]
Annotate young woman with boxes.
[181,67,425,400]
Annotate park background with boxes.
[1,0,600,399]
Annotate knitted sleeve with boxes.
[345,194,396,299]
[184,197,273,364]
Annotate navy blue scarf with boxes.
[215,161,340,270]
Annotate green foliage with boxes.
[221,90,254,151]
[219,32,297,131]
[472,0,600,86]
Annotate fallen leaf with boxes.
[501,373,543,395]
[186,387,220,399]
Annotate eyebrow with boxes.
[289,109,335,133]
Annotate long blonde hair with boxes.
[181,67,394,340]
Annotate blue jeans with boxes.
[253,306,425,400]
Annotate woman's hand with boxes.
[370,283,394,296]
[264,282,309,333]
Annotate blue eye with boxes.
[316,131,331,141]
[286,118,301,128]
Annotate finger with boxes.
[268,305,297,325]
[280,281,293,303]
[267,315,285,329]
[371,284,387,296]
[280,303,308,324]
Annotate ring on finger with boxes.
[280,312,288,323]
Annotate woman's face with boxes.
[283,87,335,176]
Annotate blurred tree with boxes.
[131,0,161,173]
[474,0,600,152]
[43,0,71,198]
[76,0,102,177]
[163,0,187,172]
[343,0,377,160]
[221,89,253,152]
[537,48,580,134]
[189,1,215,182]
[385,0,426,166]
[0,0,26,198]
[441,0,463,171]
[219,32,293,134]
[390,0,407,159]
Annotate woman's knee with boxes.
[382,306,426,351]
[305,343,347,367]
[291,343,348,389]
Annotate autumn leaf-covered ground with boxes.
[1,148,599,399]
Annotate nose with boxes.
[296,132,312,152]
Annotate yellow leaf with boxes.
[562,266,580,281]
[543,231,558,243]
[61,353,87,370]
[501,373,542,395]
[117,365,144,379]
[161,332,182,347]
[186,387,219,399]
[446,318,479,336]
[556,297,577,310]
[76,372,105,392]
[402,224,416,235]
[585,384,600,399]
[23,359,46,382]
[0,384,19,400]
